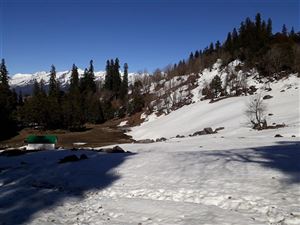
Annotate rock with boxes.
[156,137,167,142]
[59,154,80,163]
[136,139,155,143]
[268,113,273,116]
[263,95,273,100]
[203,127,214,134]
[280,90,285,92]
[275,124,285,128]
[215,127,225,132]
[192,130,206,136]
[292,135,296,138]
[175,135,185,138]
[80,154,88,160]
[105,146,126,153]
[274,134,283,138]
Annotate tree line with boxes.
[164,13,300,78]
[0,58,133,139]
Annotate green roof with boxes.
[25,135,58,144]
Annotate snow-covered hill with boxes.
[125,59,299,140]
[128,74,300,140]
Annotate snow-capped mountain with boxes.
[9,70,137,94]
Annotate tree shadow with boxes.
[202,141,300,184]
[0,150,134,224]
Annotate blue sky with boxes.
[0,0,299,75]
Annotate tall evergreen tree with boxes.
[70,64,79,92]
[266,18,273,37]
[0,59,17,140]
[255,13,262,31]
[49,65,58,97]
[104,60,113,90]
[215,40,221,51]
[120,63,129,98]
[0,59,9,90]
[112,58,121,96]
[224,32,233,54]
[282,24,288,36]
[87,60,96,92]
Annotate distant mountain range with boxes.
[9,70,137,95]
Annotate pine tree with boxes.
[209,42,214,53]
[215,40,221,51]
[112,58,121,96]
[266,18,272,37]
[104,60,112,90]
[255,13,262,31]
[224,32,233,54]
[189,52,194,61]
[49,65,58,97]
[120,63,129,99]
[0,59,17,140]
[87,60,96,92]
[0,59,9,90]
[70,64,79,92]
[282,24,288,36]
[33,79,40,96]
[232,28,239,51]
[290,27,295,35]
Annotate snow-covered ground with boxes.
[129,74,299,140]
[1,73,299,225]
[1,136,300,225]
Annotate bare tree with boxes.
[245,93,267,130]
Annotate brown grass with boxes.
[0,120,134,149]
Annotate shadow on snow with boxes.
[203,141,300,184]
[0,149,134,224]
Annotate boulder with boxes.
[274,134,283,138]
[175,135,185,138]
[203,127,214,134]
[80,154,88,160]
[101,146,128,153]
[59,154,80,163]
[263,95,273,100]
[192,130,206,136]
[156,137,167,142]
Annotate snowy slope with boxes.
[129,74,300,140]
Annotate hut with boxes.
[25,135,58,150]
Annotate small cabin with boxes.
[25,135,58,150]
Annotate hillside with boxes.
[126,61,299,140]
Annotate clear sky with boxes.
[0,0,299,75]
